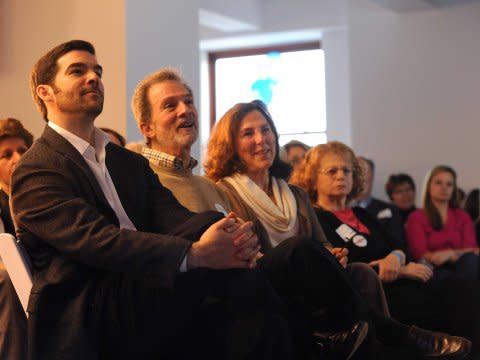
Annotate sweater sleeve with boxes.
[405,210,430,260]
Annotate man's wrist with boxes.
[186,243,201,270]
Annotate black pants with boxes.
[100,212,293,360]
[385,277,480,357]
[257,236,378,358]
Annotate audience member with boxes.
[457,187,467,208]
[355,157,406,250]
[12,39,293,360]
[406,165,480,281]
[385,173,417,225]
[131,68,231,214]
[205,100,471,359]
[281,140,310,169]
[291,141,480,357]
[464,189,480,245]
[0,117,31,360]
[99,127,126,147]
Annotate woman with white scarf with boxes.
[204,100,471,360]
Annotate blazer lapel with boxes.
[105,144,139,226]
[41,126,112,210]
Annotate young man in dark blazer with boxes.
[11,40,291,360]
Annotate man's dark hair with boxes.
[30,40,96,122]
[359,156,375,174]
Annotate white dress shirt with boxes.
[48,121,137,231]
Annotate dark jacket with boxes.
[11,126,220,359]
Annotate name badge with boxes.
[336,224,368,247]
[336,224,356,243]
[214,203,228,216]
[377,208,392,219]
[352,234,367,247]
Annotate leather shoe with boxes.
[313,321,369,360]
[407,325,472,359]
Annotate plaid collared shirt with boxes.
[142,147,198,170]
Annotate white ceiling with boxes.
[371,0,480,12]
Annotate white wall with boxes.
[0,0,126,138]
[261,0,347,31]
[349,0,480,202]
[125,0,201,159]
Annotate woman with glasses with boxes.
[290,140,480,358]
[205,101,472,359]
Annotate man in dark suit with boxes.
[11,40,292,360]
[355,157,407,252]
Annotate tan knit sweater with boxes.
[149,162,232,214]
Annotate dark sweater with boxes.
[314,206,410,263]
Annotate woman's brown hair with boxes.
[0,118,34,148]
[422,165,458,230]
[204,100,290,182]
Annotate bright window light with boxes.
[214,48,326,146]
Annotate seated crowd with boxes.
[0,39,478,360]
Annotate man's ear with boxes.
[139,122,154,139]
[36,85,54,102]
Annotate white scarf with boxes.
[223,173,298,247]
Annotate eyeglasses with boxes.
[319,167,353,177]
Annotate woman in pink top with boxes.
[406,165,479,280]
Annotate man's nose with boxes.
[177,101,193,115]
[86,70,100,85]
[11,151,22,164]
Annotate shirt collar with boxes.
[356,197,372,209]
[48,121,110,162]
[142,147,198,171]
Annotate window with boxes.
[208,42,326,146]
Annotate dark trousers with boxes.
[258,237,377,358]
[433,252,480,281]
[100,212,293,360]
[385,277,480,357]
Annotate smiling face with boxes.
[315,152,353,205]
[235,110,276,180]
[141,80,198,158]
[39,50,104,119]
[429,171,455,204]
[0,137,28,192]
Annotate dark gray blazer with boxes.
[11,126,220,359]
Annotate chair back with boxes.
[0,233,32,314]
